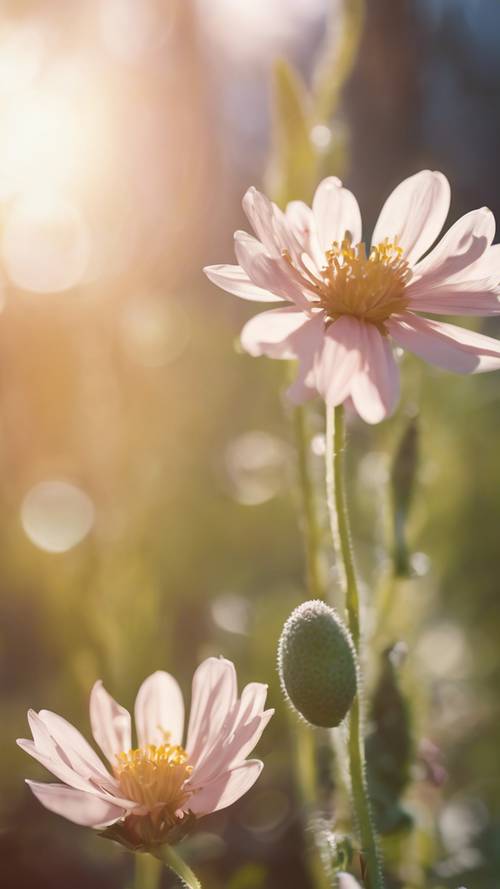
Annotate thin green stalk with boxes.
[326,405,385,889]
[152,847,201,889]
[293,404,324,601]
[133,852,162,889]
[292,403,332,889]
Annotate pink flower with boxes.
[204,171,500,423]
[18,658,273,847]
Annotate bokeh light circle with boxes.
[2,192,90,293]
[21,480,95,553]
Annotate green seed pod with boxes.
[278,600,357,728]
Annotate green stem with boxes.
[293,404,324,600]
[292,403,332,889]
[133,853,162,889]
[326,405,385,889]
[152,847,201,889]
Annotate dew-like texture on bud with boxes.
[278,600,357,728]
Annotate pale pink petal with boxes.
[190,710,273,788]
[236,683,269,723]
[313,316,363,406]
[187,760,263,815]
[242,187,282,258]
[350,325,400,424]
[90,681,131,765]
[134,671,184,748]
[203,264,284,302]
[312,177,362,253]
[371,170,450,264]
[18,738,98,793]
[388,313,500,373]
[285,200,324,269]
[241,307,320,359]
[410,208,495,283]
[407,285,500,316]
[27,709,57,757]
[26,780,125,828]
[465,242,500,283]
[37,710,115,789]
[191,683,272,785]
[186,657,237,766]
[234,231,310,306]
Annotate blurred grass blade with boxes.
[390,417,419,577]
[267,59,317,205]
[312,0,366,125]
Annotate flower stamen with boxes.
[317,235,411,329]
[115,743,193,824]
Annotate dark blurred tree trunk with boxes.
[346,0,425,233]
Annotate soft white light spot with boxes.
[416,623,469,679]
[197,0,333,62]
[224,431,290,505]
[211,593,250,635]
[21,481,95,553]
[2,192,90,293]
[240,789,291,836]
[410,551,430,576]
[120,294,190,367]
[0,22,46,94]
[98,0,173,63]
[358,451,389,488]
[310,124,332,151]
[310,433,326,457]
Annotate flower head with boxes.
[18,658,273,848]
[205,172,500,423]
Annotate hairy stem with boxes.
[326,404,385,889]
[152,846,201,889]
[133,853,162,889]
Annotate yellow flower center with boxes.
[318,237,411,328]
[282,235,411,330]
[115,743,193,824]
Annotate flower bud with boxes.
[278,600,357,728]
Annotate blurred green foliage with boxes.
[1,2,500,889]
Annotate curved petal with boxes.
[37,710,115,789]
[350,324,400,424]
[407,285,500,316]
[191,683,272,786]
[134,671,184,748]
[313,316,363,406]
[411,207,495,283]
[388,313,500,373]
[26,780,125,828]
[186,657,237,766]
[312,177,362,253]
[191,710,273,788]
[187,760,263,815]
[90,682,131,765]
[371,170,450,264]
[242,187,282,258]
[285,200,324,269]
[203,264,284,302]
[18,737,95,794]
[241,307,321,359]
[234,231,310,306]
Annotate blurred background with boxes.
[1,1,500,887]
